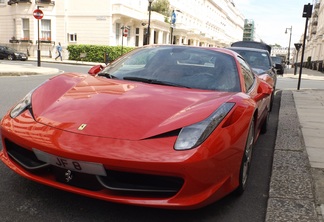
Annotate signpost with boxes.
[33,7,44,67]
[121,26,129,56]
[298,3,313,90]
[294,43,302,75]
[170,10,176,44]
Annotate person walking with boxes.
[55,42,63,61]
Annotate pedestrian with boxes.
[55,42,63,61]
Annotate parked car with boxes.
[271,56,285,75]
[0,45,28,61]
[228,41,277,110]
[0,45,272,209]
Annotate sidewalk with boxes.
[266,68,324,222]
[0,60,324,221]
[0,57,102,76]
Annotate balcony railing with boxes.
[8,0,32,5]
[9,38,33,44]
[35,0,55,5]
[36,38,55,45]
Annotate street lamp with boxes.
[285,26,292,66]
[147,0,154,45]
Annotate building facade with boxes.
[242,19,255,41]
[0,0,245,59]
[307,1,324,68]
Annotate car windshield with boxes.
[5,46,17,52]
[271,56,283,64]
[100,46,240,92]
[231,49,271,71]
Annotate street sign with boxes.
[171,10,176,24]
[302,3,313,18]
[33,9,44,20]
[123,28,128,37]
[294,43,302,51]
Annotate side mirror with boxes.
[88,65,104,76]
[274,63,281,69]
[255,81,273,101]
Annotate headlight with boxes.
[10,91,32,118]
[174,103,235,151]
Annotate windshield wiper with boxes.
[123,77,190,88]
[97,72,118,79]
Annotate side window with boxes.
[237,56,255,91]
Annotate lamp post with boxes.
[285,26,292,66]
[147,0,153,45]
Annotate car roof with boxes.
[141,45,239,57]
[231,41,271,54]
[228,47,270,55]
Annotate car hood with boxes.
[252,67,267,75]
[31,73,236,140]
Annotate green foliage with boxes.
[151,0,171,17]
[67,45,135,63]
[270,44,282,48]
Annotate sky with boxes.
[234,0,315,47]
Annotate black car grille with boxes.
[5,139,50,170]
[4,139,184,197]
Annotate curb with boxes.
[0,64,62,76]
[266,90,318,221]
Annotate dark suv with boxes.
[271,56,285,75]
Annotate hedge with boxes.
[67,45,136,63]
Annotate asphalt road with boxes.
[0,64,280,222]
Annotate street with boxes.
[0,62,321,221]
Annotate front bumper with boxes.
[0,113,245,209]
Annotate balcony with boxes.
[8,0,32,5]
[9,37,33,44]
[35,0,55,5]
[36,37,55,45]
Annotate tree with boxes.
[270,44,282,48]
[151,0,171,18]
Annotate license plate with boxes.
[32,149,107,176]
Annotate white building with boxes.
[304,1,323,63]
[0,0,244,59]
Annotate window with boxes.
[68,33,77,42]
[22,19,30,39]
[41,19,51,41]
[237,56,255,91]
[115,23,120,43]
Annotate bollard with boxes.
[104,52,109,65]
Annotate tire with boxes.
[7,55,14,60]
[236,118,255,194]
[269,92,274,112]
[261,109,270,134]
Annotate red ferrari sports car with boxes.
[0,45,272,209]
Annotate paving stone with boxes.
[266,198,317,222]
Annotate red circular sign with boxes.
[33,9,44,20]
[123,29,128,37]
